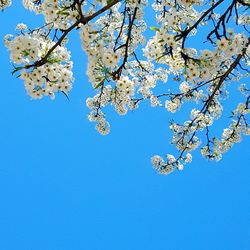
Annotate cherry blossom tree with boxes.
[1,0,250,174]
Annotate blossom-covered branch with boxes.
[2,0,250,175]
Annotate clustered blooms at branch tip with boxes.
[2,0,250,175]
[0,0,11,10]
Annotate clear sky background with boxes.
[0,2,250,250]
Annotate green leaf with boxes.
[149,26,160,32]
[22,50,29,56]
[94,80,104,89]
[60,11,70,16]
[47,57,62,64]
[57,8,70,16]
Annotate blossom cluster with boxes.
[5,24,74,99]
[0,0,11,10]
[80,1,154,131]
[151,152,192,174]
[22,0,81,29]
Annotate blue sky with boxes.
[0,2,250,250]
